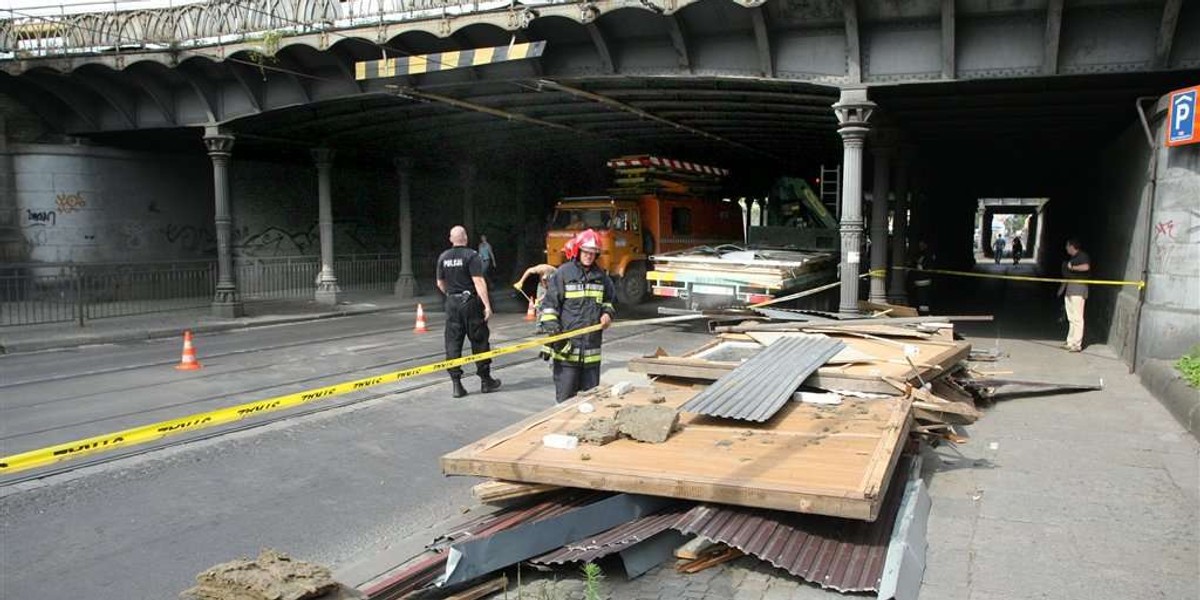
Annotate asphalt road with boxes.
[0,302,711,598]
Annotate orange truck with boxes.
[544,156,741,305]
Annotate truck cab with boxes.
[545,194,739,305]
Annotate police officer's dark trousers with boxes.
[552,361,600,403]
[444,293,491,380]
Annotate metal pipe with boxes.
[1130,96,1160,374]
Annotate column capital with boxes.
[203,130,235,157]
[832,87,876,130]
[311,147,335,167]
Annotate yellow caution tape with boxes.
[888,266,1145,289]
[0,273,865,476]
[0,322,607,475]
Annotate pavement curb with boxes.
[0,303,422,356]
[1139,358,1200,442]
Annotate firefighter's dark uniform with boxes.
[911,246,935,315]
[538,259,616,403]
[436,246,498,395]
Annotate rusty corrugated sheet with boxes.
[680,335,844,421]
[530,506,688,565]
[672,455,912,593]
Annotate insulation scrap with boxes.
[180,549,363,600]
[616,404,680,443]
[571,416,621,445]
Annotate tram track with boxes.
[0,323,668,488]
[0,312,539,390]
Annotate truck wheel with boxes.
[616,264,647,306]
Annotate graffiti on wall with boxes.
[25,209,56,226]
[1150,208,1200,273]
[165,224,218,253]
[232,220,393,257]
[55,192,86,214]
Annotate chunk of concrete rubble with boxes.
[570,416,620,445]
[616,405,680,443]
[180,549,364,600]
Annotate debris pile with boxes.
[364,307,1098,599]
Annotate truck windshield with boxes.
[550,208,612,230]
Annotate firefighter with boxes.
[436,225,502,398]
[538,229,616,403]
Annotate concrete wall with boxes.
[1066,98,1200,367]
[4,142,213,264]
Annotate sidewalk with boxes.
[0,290,447,355]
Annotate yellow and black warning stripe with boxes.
[355,40,546,80]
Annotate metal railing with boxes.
[0,253,403,326]
[0,0,573,57]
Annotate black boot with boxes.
[480,374,502,394]
[451,377,468,398]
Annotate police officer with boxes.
[436,225,502,398]
[538,229,615,403]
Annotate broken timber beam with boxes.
[472,480,561,504]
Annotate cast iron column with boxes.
[204,128,243,318]
[869,136,893,304]
[312,148,340,305]
[888,151,912,304]
[394,157,416,298]
[833,89,876,315]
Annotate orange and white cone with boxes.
[413,303,429,334]
[175,330,202,371]
[525,299,537,321]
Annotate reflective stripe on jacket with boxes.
[538,259,616,364]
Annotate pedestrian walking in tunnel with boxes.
[1011,236,1024,265]
[538,229,616,403]
[437,226,501,398]
[478,234,496,287]
[992,235,1006,265]
[1057,238,1091,352]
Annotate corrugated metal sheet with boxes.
[679,335,844,421]
[672,455,913,593]
[366,491,611,599]
[531,506,688,565]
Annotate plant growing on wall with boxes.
[1176,345,1200,388]
[248,30,284,80]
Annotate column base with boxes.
[212,300,244,318]
[888,293,909,305]
[394,274,416,298]
[315,281,341,306]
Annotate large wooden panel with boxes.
[442,385,912,521]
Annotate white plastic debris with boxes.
[904,344,920,358]
[797,391,842,406]
[611,381,634,397]
[578,402,596,414]
[542,434,579,450]
[988,442,999,450]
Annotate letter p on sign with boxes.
[1167,86,1199,147]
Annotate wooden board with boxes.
[858,300,920,318]
[442,385,912,521]
[629,335,970,395]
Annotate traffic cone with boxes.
[524,298,537,321]
[413,303,429,334]
[175,330,202,371]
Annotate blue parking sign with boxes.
[1168,86,1198,147]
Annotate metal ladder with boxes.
[819,164,841,220]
